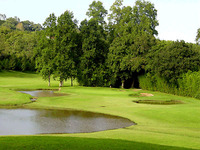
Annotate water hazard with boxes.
[0,108,134,135]
[18,90,67,101]
[0,90,135,135]
[18,90,67,97]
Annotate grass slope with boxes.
[0,71,200,150]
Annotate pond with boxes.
[0,108,134,135]
[0,90,135,135]
[18,90,67,98]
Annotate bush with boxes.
[139,71,200,99]
[138,73,177,94]
[178,71,200,98]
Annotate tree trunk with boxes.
[48,75,51,87]
[71,77,73,86]
[59,80,64,87]
[131,79,134,88]
[122,80,125,89]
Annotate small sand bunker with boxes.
[140,93,154,97]
[133,89,142,92]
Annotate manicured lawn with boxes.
[0,136,195,150]
[0,71,200,149]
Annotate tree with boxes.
[107,0,158,88]
[0,14,6,26]
[54,11,78,87]
[77,1,109,87]
[108,0,123,25]
[0,14,6,20]
[35,13,57,86]
[1,17,20,30]
[21,20,42,31]
[0,29,37,71]
[147,40,200,83]
[78,18,108,86]
[0,26,11,70]
[107,0,124,43]
[133,0,158,35]
[86,1,108,25]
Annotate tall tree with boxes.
[86,1,108,25]
[78,1,109,86]
[78,18,108,86]
[54,11,78,87]
[107,0,158,88]
[107,0,123,43]
[108,0,123,25]
[107,5,134,88]
[133,0,159,36]
[35,13,57,86]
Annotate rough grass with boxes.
[0,71,200,150]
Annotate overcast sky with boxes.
[1,0,200,43]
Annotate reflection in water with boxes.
[0,109,135,135]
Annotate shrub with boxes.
[139,71,200,99]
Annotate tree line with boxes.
[0,14,42,71]
[34,0,160,87]
[1,0,200,98]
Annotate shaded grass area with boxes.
[133,100,184,105]
[0,136,196,150]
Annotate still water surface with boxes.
[0,108,134,135]
[19,90,67,97]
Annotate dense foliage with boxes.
[0,28,38,71]
[146,40,200,83]
[139,40,200,98]
[78,18,109,86]
[1,0,200,98]
[107,0,158,88]
[0,14,42,71]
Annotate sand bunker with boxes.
[140,93,154,97]
[133,89,142,92]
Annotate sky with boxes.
[1,0,200,43]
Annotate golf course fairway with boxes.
[0,71,200,150]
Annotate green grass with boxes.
[0,136,195,150]
[0,71,200,150]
